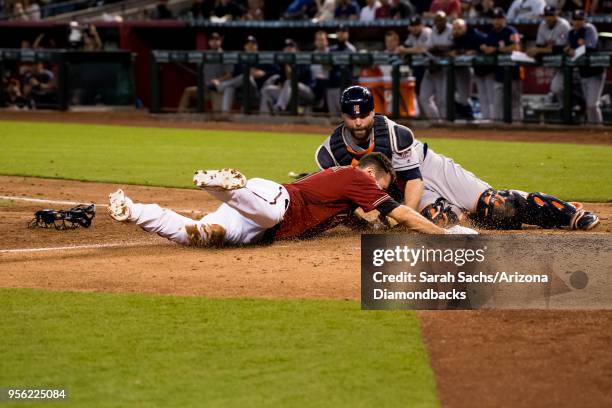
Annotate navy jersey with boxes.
[568,24,603,78]
[484,25,521,82]
[328,41,357,87]
[453,27,491,76]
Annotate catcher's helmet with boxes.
[340,86,374,117]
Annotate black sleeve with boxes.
[397,168,422,181]
[376,199,401,216]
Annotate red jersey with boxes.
[275,166,400,240]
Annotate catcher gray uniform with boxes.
[315,114,490,218]
[315,112,599,230]
[535,16,570,104]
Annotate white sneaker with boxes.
[193,168,246,191]
[107,189,132,222]
[185,223,226,247]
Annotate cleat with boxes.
[185,223,226,247]
[107,189,132,222]
[193,168,246,191]
[571,211,599,231]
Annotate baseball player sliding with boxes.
[315,86,599,231]
[107,153,475,248]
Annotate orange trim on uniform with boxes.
[347,137,376,167]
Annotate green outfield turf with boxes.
[0,121,611,200]
[0,289,438,408]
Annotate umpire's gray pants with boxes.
[474,74,496,120]
[418,147,491,217]
[581,73,605,124]
[419,70,447,120]
[492,80,523,122]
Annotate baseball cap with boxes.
[571,10,586,20]
[409,16,423,26]
[284,38,296,48]
[209,32,222,40]
[246,35,257,44]
[543,6,556,16]
[491,7,506,18]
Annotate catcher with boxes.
[314,86,599,231]
[107,153,475,248]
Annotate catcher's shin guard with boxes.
[472,189,596,230]
[420,198,460,228]
[472,189,522,229]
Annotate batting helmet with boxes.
[340,86,374,117]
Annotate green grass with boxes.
[0,121,610,200]
[0,289,438,408]
[0,121,323,186]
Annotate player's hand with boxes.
[481,45,496,55]
[526,48,538,58]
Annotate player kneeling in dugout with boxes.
[314,86,599,231]
[106,153,476,248]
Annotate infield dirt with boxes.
[1,175,611,408]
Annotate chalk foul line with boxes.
[0,195,203,214]
[0,241,166,254]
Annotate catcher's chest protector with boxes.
[328,114,392,166]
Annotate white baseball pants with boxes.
[127,178,290,246]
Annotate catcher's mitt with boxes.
[28,204,96,230]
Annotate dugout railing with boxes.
[0,49,136,111]
[149,50,612,125]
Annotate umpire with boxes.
[565,10,605,124]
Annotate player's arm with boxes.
[391,124,423,210]
[499,30,521,54]
[403,178,424,210]
[499,43,521,53]
[345,171,442,234]
[528,26,553,57]
[387,205,444,234]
